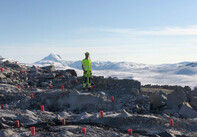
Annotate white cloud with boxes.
[78,25,197,35]
[1,25,197,64]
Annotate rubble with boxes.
[0,60,197,136]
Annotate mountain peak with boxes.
[41,53,62,62]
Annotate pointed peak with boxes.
[41,53,62,62]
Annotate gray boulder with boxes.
[41,65,55,73]
[167,87,187,108]
[0,73,6,79]
[2,60,21,69]
[29,65,37,73]
[41,81,50,87]
[179,102,197,118]
[190,89,197,97]
[45,73,56,79]
[190,96,197,111]
[5,72,14,79]
[150,90,167,109]
[65,69,77,77]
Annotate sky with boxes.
[0,0,197,64]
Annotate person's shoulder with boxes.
[82,58,86,63]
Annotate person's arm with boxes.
[82,65,85,72]
[82,60,85,72]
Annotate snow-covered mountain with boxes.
[34,53,149,70]
[35,53,62,64]
[186,62,197,67]
[34,53,196,71]
[34,53,72,69]
[33,53,197,88]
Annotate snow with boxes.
[35,53,62,64]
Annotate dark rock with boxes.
[158,131,176,137]
[41,81,50,87]
[45,73,56,79]
[5,72,14,79]
[190,96,197,111]
[92,76,141,92]
[150,90,167,109]
[29,65,37,73]
[65,69,77,77]
[190,89,197,98]
[41,65,55,73]
[3,60,21,70]
[167,87,188,108]
[179,102,197,118]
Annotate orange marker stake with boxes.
[0,67,3,72]
[74,79,78,84]
[128,129,132,135]
[82,127,86,134]
[100,110,104,117]
[30,93,34,99]
[15,120,20,128]
[30,127,35,136]
[90,85,93,91]
[61,85,64,91]
[62,119,66,125]
[40,105,44,112]
[1,104,3,109]
[170,119,174,127]
[111,96,114,102]
[49,84,53,89]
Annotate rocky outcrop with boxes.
[150,90,167,109]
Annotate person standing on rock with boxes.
[82,52,92,90]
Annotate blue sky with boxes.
[0,0,197,64]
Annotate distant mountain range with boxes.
[34,53,197,71]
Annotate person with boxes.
[82,52,92,90]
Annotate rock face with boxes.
[179,102,197,118]
[190,96,197,111]
[167,87,188,108]
[150,90,167,109]
[190,89,197,98]
[92,76,141,92]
